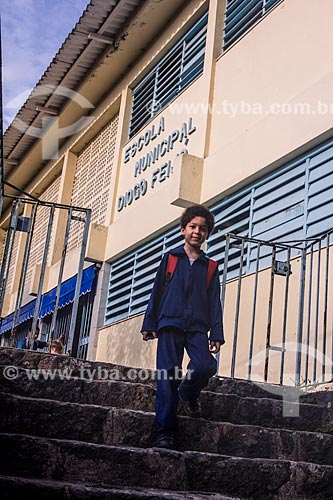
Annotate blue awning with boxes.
[0,299,36,334]
[0,313,13,333]
[39,265,95,318]
[0,266,95,334]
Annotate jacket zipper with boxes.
[185,259,194,331]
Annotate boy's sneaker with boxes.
[178,388,201,418]
[153,434,176,449]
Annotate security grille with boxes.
[223,0,281,51]
[68,114,119,253]
[76,290,94,359]
[41,288,96,360]
[129,12,208,138]
[25,176,61,293]
[105,226,183,324]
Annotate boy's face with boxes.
[181,216,209,249]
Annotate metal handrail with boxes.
[220,228,333,386]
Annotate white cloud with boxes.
[1,0,89,130]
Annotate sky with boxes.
[1,0,89,131]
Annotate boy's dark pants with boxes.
[155,328,217,438]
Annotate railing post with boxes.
[322,233,330,382]
[66,209,91,355]
[10,204,38,340]
[279,246,291,385]
[48,208,72,345]
[295,247,307,386]
[217,234,230,375]
[248,241,261,381]
[231,237,245,379]
[264,246,276,383]
[29,205,55,348]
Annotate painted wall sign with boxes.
[118,116,196,212]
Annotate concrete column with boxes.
[202,0,227,159]
[86,262,111,361]
[104,88,132,228]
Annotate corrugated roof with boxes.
[3,0,142,176]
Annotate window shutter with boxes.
[251,162,306,242]
[105,253,135,323]
[180,14,208,91]
[105,226,183,324]
[223,0,281,51]
[306,145,333,239]
[208,140,333,280]
[129,12,208,138]
[207,193,251,280]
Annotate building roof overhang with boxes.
[2,0,188,218]
[4,0,142,173]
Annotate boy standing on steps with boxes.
[141,204,225,449]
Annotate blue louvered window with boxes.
[207,139,333,277]
[207,193,251,280]
[129,12,208,138]
[105,226,183,324]
[223,0,281,51]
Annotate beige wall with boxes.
[202,0,333,203]
[96,314,156,369]
[107,76,209,259]
[105,0,333,260]
[97,313,191,372]
[105,1,219,260]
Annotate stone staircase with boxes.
[0,346,332,500]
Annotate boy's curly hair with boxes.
[180,205,215,235]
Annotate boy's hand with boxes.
[209,341,221,354]
[142,331,158,341]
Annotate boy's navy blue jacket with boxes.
[141,246,225,343]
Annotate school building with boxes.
[1,0,333,387]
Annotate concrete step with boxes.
[200,390,333,432]
[207,376,286,401]
[1,392,333,466]
[0,347,155,385]
[0,475,243,500]
[207,377,333,407]
[1,366,332,432]
[0,366,156,411]
[1,433,332,500]
[0,347,308,402]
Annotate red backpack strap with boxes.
[207,259,218,288]
[165,254,178,284]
